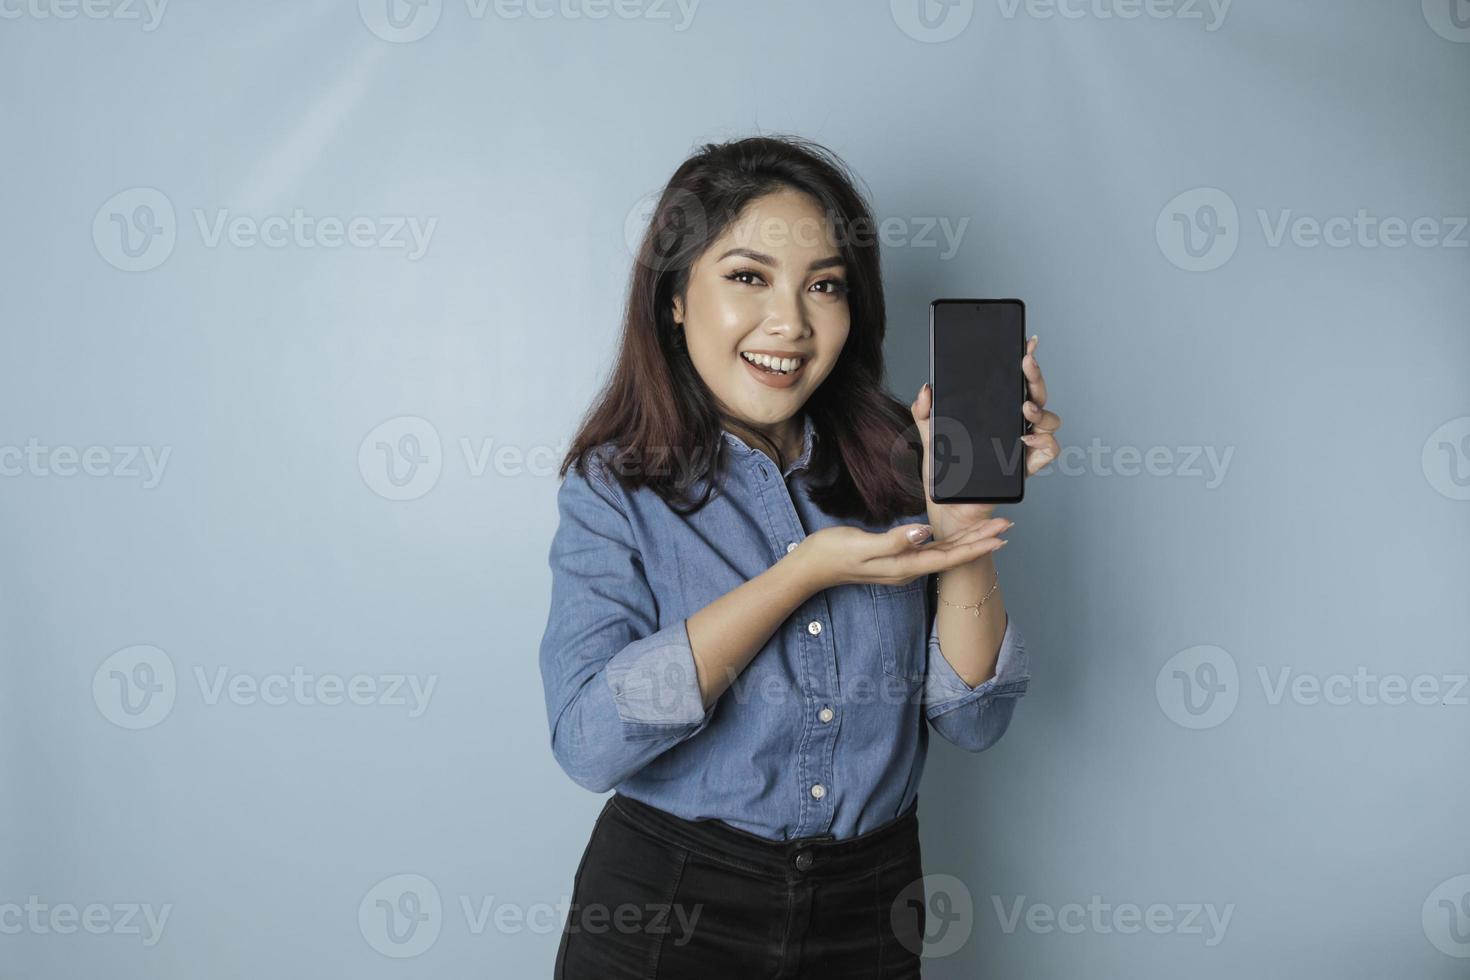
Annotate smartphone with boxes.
[929,298,1027,504]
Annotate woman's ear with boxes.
[671,295,684,325]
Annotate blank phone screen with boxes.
[930,299,1026,503]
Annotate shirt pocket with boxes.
[869,580,929,684]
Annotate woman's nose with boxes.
[763,291,809,336]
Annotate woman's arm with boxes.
[685,553,823,709]
[539,455,1007,793]
[539,459,826,793]
[931,549,1008,688]
[923,546,1031,753]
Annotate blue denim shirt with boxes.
[538,412,1030,841]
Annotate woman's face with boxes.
[672,188,851,439]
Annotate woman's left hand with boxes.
[910,334,1062,540]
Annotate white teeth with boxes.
[741,352,802,374]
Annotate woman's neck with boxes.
[724,414,804,469]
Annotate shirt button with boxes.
[786,541,798,553]
[810,783,826,800]
[818,706,834,723]
[807,620,822,636]
[794,851,814,871]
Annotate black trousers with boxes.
[553,792,926,979]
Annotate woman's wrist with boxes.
[936,551,999,593]
[779,544,830,600]
[936,553,1001,616]
[928,509,996,541]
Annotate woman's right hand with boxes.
[792,518,1011,592]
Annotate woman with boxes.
[539,135,1061,978]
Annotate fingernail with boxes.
[995,538,1009,549]
[907,525,932,543]
[1005,521,1015,531]
[1030,335,1039,350]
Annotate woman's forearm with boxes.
[685,551,823,709]
[933,552,1008,688]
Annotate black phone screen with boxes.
[929,298,1026,503]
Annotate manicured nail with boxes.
[907,525,932,543]
[1030,335,1039,351]
[995,538,1009,549]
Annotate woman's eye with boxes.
[723,270,846,295]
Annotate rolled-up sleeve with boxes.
[538,456,715,793]
[923,581,1031,752]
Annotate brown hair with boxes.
[559,134,924,524]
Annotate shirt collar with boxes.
[721,412,818,476]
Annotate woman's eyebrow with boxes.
[716,247,845,272]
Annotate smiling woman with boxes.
[670,189,855,467]
[562,137,922,517]
[541,134,1047,979]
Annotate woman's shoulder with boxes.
[558,441,627,511]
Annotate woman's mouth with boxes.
[740,351,808,389]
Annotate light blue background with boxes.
[2,1,1467,976]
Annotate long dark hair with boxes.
[559,134,925,524]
